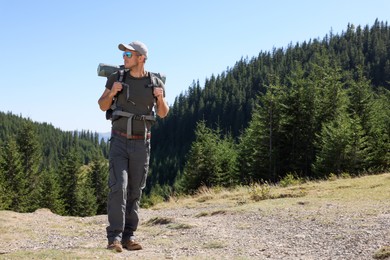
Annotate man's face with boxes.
[123,49,142,69]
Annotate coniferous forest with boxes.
[1,20,389,216]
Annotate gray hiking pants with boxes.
[106,135,150,243]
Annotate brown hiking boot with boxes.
[123,239,143,250]
[107,240,123,252]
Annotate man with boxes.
[98,40,169,252]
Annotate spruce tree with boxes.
[75,170,98,217]
[0,142,13,209]
[177,121,239,192]
[59,148,81,216]
[16,121,42,211]
[365,88,390,170]
[38,169,65,215]
[89,157,109,214]
[238,84,287,183]
[0,138,26,211]
[313,111,354,176]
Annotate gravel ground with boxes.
[0,175,389,259]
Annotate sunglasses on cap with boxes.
[123,51,141,58]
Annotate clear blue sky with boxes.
[1,0,389,133]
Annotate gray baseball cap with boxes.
[118,41,148,58]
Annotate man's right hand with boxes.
[98,82,123,111]
[109,82,123,98]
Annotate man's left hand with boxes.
[153,87,164,100]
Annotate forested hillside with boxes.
[0,112,110,216]
[149,19,390,195]
[1,20,389,215]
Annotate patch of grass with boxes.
[194,185,217,202]
[195,212,209,217]
[167,223,193,229]
[336,185,352,189]
[235,198,247,206]
[0,248,111,259]
[369,184,383,189]
[150,173,390,215]
[203,241,226,249]
[144,216,174,226]
[328,172,352,182]
[373,246,390,259]
[196,195,214,203]
[210,210,226,216]
[275,191,307,199]
[248,181,308,202]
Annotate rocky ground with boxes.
[0,174,389,259]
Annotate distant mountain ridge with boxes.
[98,131,111,142]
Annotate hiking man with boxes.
[98,40,169,252]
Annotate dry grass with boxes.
[373,246,390,259]
[156,173,390,213]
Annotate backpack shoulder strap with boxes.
[117,69,127,82]
[106,69,128,120]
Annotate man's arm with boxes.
[153,87,169,118]
[98,82,123,111]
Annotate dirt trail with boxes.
[0,174,389,259]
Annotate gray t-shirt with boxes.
[105,70,162,135]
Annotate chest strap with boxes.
[112,110,156,139]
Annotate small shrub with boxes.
[340,172,351,179]
[141,193,164,208]
[280,173,303,187]
[328,173,338,181]
[249,182,271,201]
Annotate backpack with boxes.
[105,69,166,120]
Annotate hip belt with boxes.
[112,110,155,139]
[111,130,151,140]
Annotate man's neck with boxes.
[129,67,147,78]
